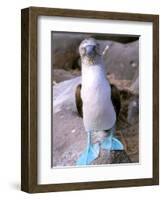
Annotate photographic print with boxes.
[52,32,139,167]
[21,7,159,193]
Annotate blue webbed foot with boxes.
[76,131,100,165]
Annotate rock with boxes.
[105,41,139,80]
[53,69,77,83]
[52,33,139,80]
[111,150,132,163]
[130,76,139,94]
[53,68,81,83]
[127,95,139,125]
[91,150,131,165]
[52,109,86,166]
[53,76,81,114]
[52,33,84,70]
[52,77,139,166]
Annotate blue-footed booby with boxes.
[75,38,123,165]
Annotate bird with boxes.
[75,38,123,165]
[76,82,121,120]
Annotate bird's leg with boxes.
[101,126,124,151]
[76,130,100,165]
[91,131,107,144]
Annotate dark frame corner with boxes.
[21,7,159,193]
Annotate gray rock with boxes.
[52,77,138,166]
[52,32,139,80]
[53,76,81,114]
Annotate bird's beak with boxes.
[85,45,95,56]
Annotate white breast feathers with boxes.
[81,64,116,132]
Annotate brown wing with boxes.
[75,84,83,117]
[75,83,121,119]
[111,84,121,118]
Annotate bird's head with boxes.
[79,38,101,65]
